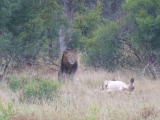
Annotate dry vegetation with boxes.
[0,67,160,120]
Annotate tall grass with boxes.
[0,69,160,120]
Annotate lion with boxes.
[58,49,78,81]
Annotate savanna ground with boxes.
[0,65,160,120]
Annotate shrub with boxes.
[0,101,17,120]
[8,75,23,92]
[23,79,61,101]
[38,79,61,100]
[81,21,121,71]
[23,81,38,100]
[8,75,62,102]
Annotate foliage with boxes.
[0,0,19,28]
[0,0,64,67]
[123,0,160,62]
[23,81,38,100]
[74,0,102,38]
[23,79,61,100]
[82,20,121,71]
[38,79,61,99]
[0,0,160,72]
[0,101,17,120]
[72,1,123,71]
[101,0,124,18]
[8,75,23,92]
[69,30,83,50]
[8,75,61,101]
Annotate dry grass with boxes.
[0,68,160,120]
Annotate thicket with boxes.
[8,75,61,102]
[0,0,160,76]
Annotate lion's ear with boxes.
[63,51,67,54]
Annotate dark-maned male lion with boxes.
[58,49,78,81]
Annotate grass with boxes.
[0,68,160,120]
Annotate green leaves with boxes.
[0,102,17,120]
[73,1,123,70]
[123,0,160,62]
[0,0,64,66]
[74,0,102,38]
[8,75,61,101]
[0,0,160,72]
[84,21,121,71]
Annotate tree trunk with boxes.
[64,0,74,22]
[59,0,74,54]
[59,29,67,54]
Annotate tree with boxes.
[73,1,122,71]
[0,0,64,78]
[84,20,121,71]
[121,0,160,78]
[123,0,160,63]
[73,0,102,48]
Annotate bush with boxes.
[23,79,61,101]
[8,75,23,92]
[23,81,38,100]
[8,75,61,102]
[82,21,121,71]
[38,79,61,100]
[0,101,17,120]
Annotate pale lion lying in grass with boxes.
[96,78,135,93]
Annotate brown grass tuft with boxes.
[141,106,160,120]
[11,112,39,120]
